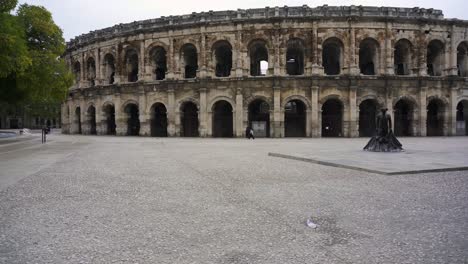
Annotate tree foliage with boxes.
[0,0,18,13]
[0,3,72,118]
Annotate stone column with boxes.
[274,27,281,76]
[114,43,121,84]
[95,49,101,85]
[80,99,87,134]
[311,21,321,75]
[448,24,458,76]
[139,39,146,81]
[311,83,319,137]
[385,22,394,75]
[235,25,243,77]
[115,94,126,136]
[449,87,458,136]
[167,88,176,136]
[418,29,427,76]
[235,89,243,137]
[348,85,358,137]
[348,22,359,75]
[199,28,207,78]
[79,54,85,88]
[419,85,427,136]
[139,92,150,136]
[199,88,208,137]
[167,33,175,80]
[95,97,103,135]
[272,85,282,137]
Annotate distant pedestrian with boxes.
[246,126,255,140]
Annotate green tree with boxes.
[0,3,72,121]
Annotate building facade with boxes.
[62,5,468,137]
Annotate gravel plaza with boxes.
[0,133,467,263]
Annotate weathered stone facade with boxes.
[62,5,468,137]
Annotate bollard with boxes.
[42,128,47,144]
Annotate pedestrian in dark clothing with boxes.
[246,126,255,139]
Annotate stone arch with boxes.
[427,39,445,76]
[212,40,233,77]
[248,98,271,138]
[321,97,345,137]
[101,102,116,135]
[178,97,200,112]
[74,105,82,134]
[359,37,380,75]
[322,37,345,75]
[427,96,448,136]
[248,38,270,76]
[457,41,468,77]
[282,95,311,110]
[394,38,414,75]
[456,98,468,135]
[148,45,168,80]
[103,53,116,85]
[358,98,380,137]
[73,61,81,83]
[181,43,198,79]
[86,104,97,135]
[357,94,385,108]
[86,57,96,86]
[286,38,305,76]
[393,96,418,137]
[208,96,236,112]
[211,99,234,137]
[146,41,169,60]
[149,102,168,137]
[123,47,139,82]
[284,98,307,137]
[123,101,140,136]
[121,99,139,113]
[244,95,273,111]
[179,99,200,137]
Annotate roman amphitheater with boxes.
[62,5,468,138]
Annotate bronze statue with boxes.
[363,108,403,152]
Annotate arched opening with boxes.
[103,104,116,135]
[322,37,343,75]
[124,103,140,136]
[181,102,199,137]
[75,107,82,134]
[285,100,306,137]
[103,54,115,85]
[456,100,468,135]
[427,99,445,136]
[86,57,96,86]
[286,38,304,76]
[150,46,167,80]
[427,40,445,76]
[125,49,139,82]
[249,40,268,76]
[359,99,378,137]
[394,39,412,75]
[87,105,97,135]
[359,38,379,75]
[212,100,233,138]
[213,41,232,77]
[394,99,414,136]
[457,42,468,77]
[150,103,168,137]
[322,99,343,137]
[248,99,270,138]
[73,61,81,84]
[182,44,198,79]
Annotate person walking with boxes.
[246,126,255,140]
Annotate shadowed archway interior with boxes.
[212,100,233,137]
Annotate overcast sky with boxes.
[17,0,467,41]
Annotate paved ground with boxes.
[0,134,467,264]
